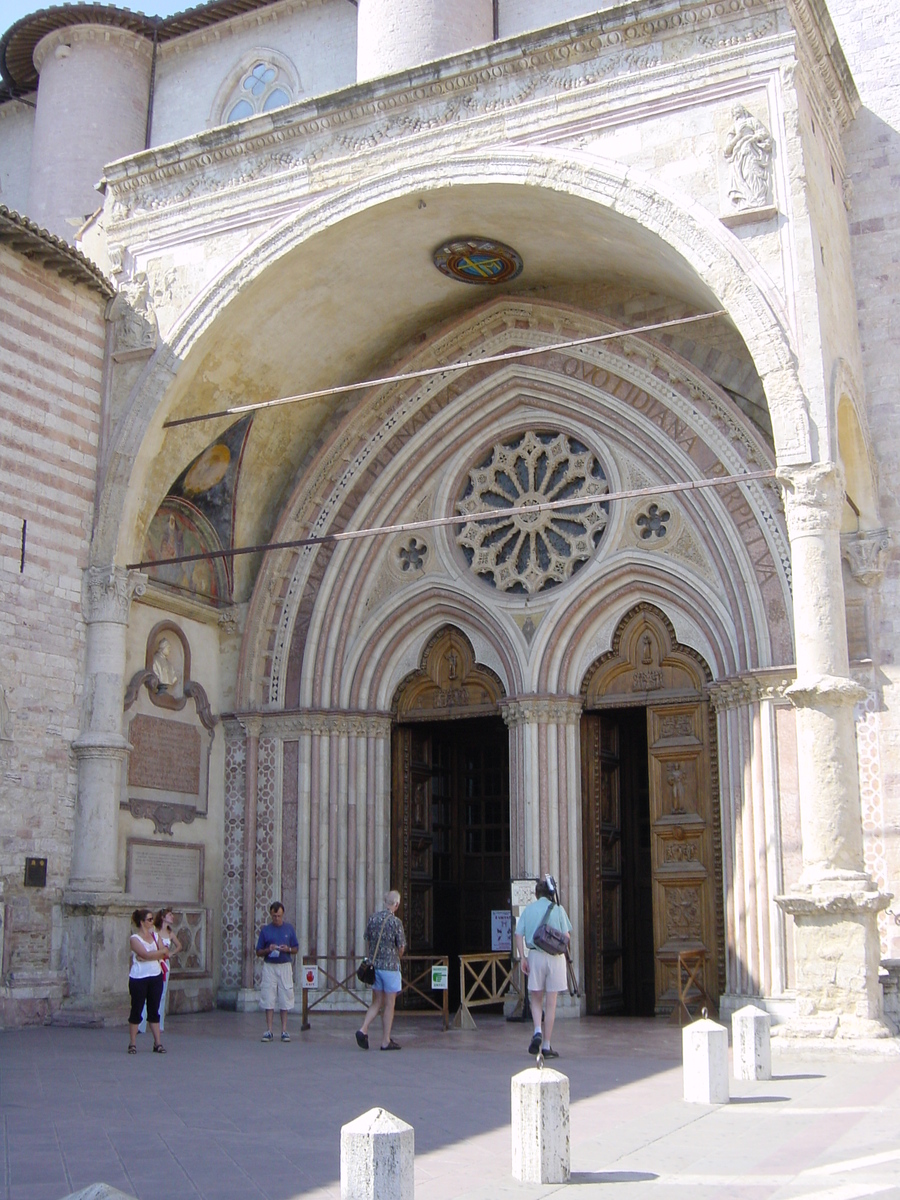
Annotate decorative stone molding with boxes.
[230,710,392,739]
[776,463,844,539]
[841,529,891,586]
[122,797,198,836]
[784,674,868,710]
[82,566,147,625]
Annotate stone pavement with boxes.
[1,1010,899,1200]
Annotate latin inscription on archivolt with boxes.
[128,714,201,795]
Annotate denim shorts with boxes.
[374,968,402,994]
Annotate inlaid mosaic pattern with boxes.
[857,693,892,956]
[221,727,246,988]
[254,736,279,987]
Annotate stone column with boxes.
[709,672,793,1014]
[501,695,584,1014]
[64,565,145,1019]
[69,565,145,894]
[775,463,890,1037]
[356,0,492,81]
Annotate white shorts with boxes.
[260,960,295,1011]
[526,947,568,993]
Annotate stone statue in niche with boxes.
[152,635,181,692]
[724,104,774,210]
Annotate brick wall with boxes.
[0,240,107,1024]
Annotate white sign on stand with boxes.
[431,964,448,990]
[301,964,318,989]
[491,909,512,951]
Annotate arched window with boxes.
[211,50,300,127]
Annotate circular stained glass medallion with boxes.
[433,237,523,285]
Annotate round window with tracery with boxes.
[456,431,609,594]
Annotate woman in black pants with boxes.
[127,908,168,1054]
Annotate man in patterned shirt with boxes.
[355,889,406,1050]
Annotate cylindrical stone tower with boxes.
[28,25,152,239]
[356,0,492,81]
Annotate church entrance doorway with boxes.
[581,604,722,1016]
[390,626,509,1009]
[391,717,510,1009]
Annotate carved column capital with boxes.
[776,462,844,539]
[841,529,891,586]
[82,565,147,624]
[500,694,582,727]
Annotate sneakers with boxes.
[541,1046,559,1059]
[281,1031,290,1042]
[261,1031,274,1042]
[528,1031,543,1055]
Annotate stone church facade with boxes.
[0,0,898,1038]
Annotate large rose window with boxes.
[456,431,609,594]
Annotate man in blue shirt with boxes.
[514,875,572,1059]
[256,901,300,1042]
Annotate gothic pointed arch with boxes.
[581,602,712,707]
[392,625,506,721]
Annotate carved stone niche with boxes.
[123,622,217,835]
[392,625,505,721]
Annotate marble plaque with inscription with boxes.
[127,713,209,813]
[126,839,204,903]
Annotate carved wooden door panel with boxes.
[391,725,434,952]
[581,712,625,1013]
[647,702,718,1008]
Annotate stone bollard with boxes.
[682,1015,729,1104]
[511,1067,570,1184]
[341,1107,414,1200]
[732,1004,772,1081]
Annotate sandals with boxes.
[380,1040,401,1051]
[127,1045,137,1055]
[355,1030,369,1050]
[152,1043,167,1054]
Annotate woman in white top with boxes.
[128,908,169,1054]
[138,908,183,1035]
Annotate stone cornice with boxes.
[785,0,859,129]
[102,0,796,227]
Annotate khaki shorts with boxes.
[260,960,295,1011]
[526,947,568,993]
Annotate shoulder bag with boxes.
[357,913,388,986]
[532,900,568,956]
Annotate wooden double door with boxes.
[392,717,510,1002]
[581,700,720,1016]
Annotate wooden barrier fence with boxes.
[300,954,449,1031]
[453,952,523,1029]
